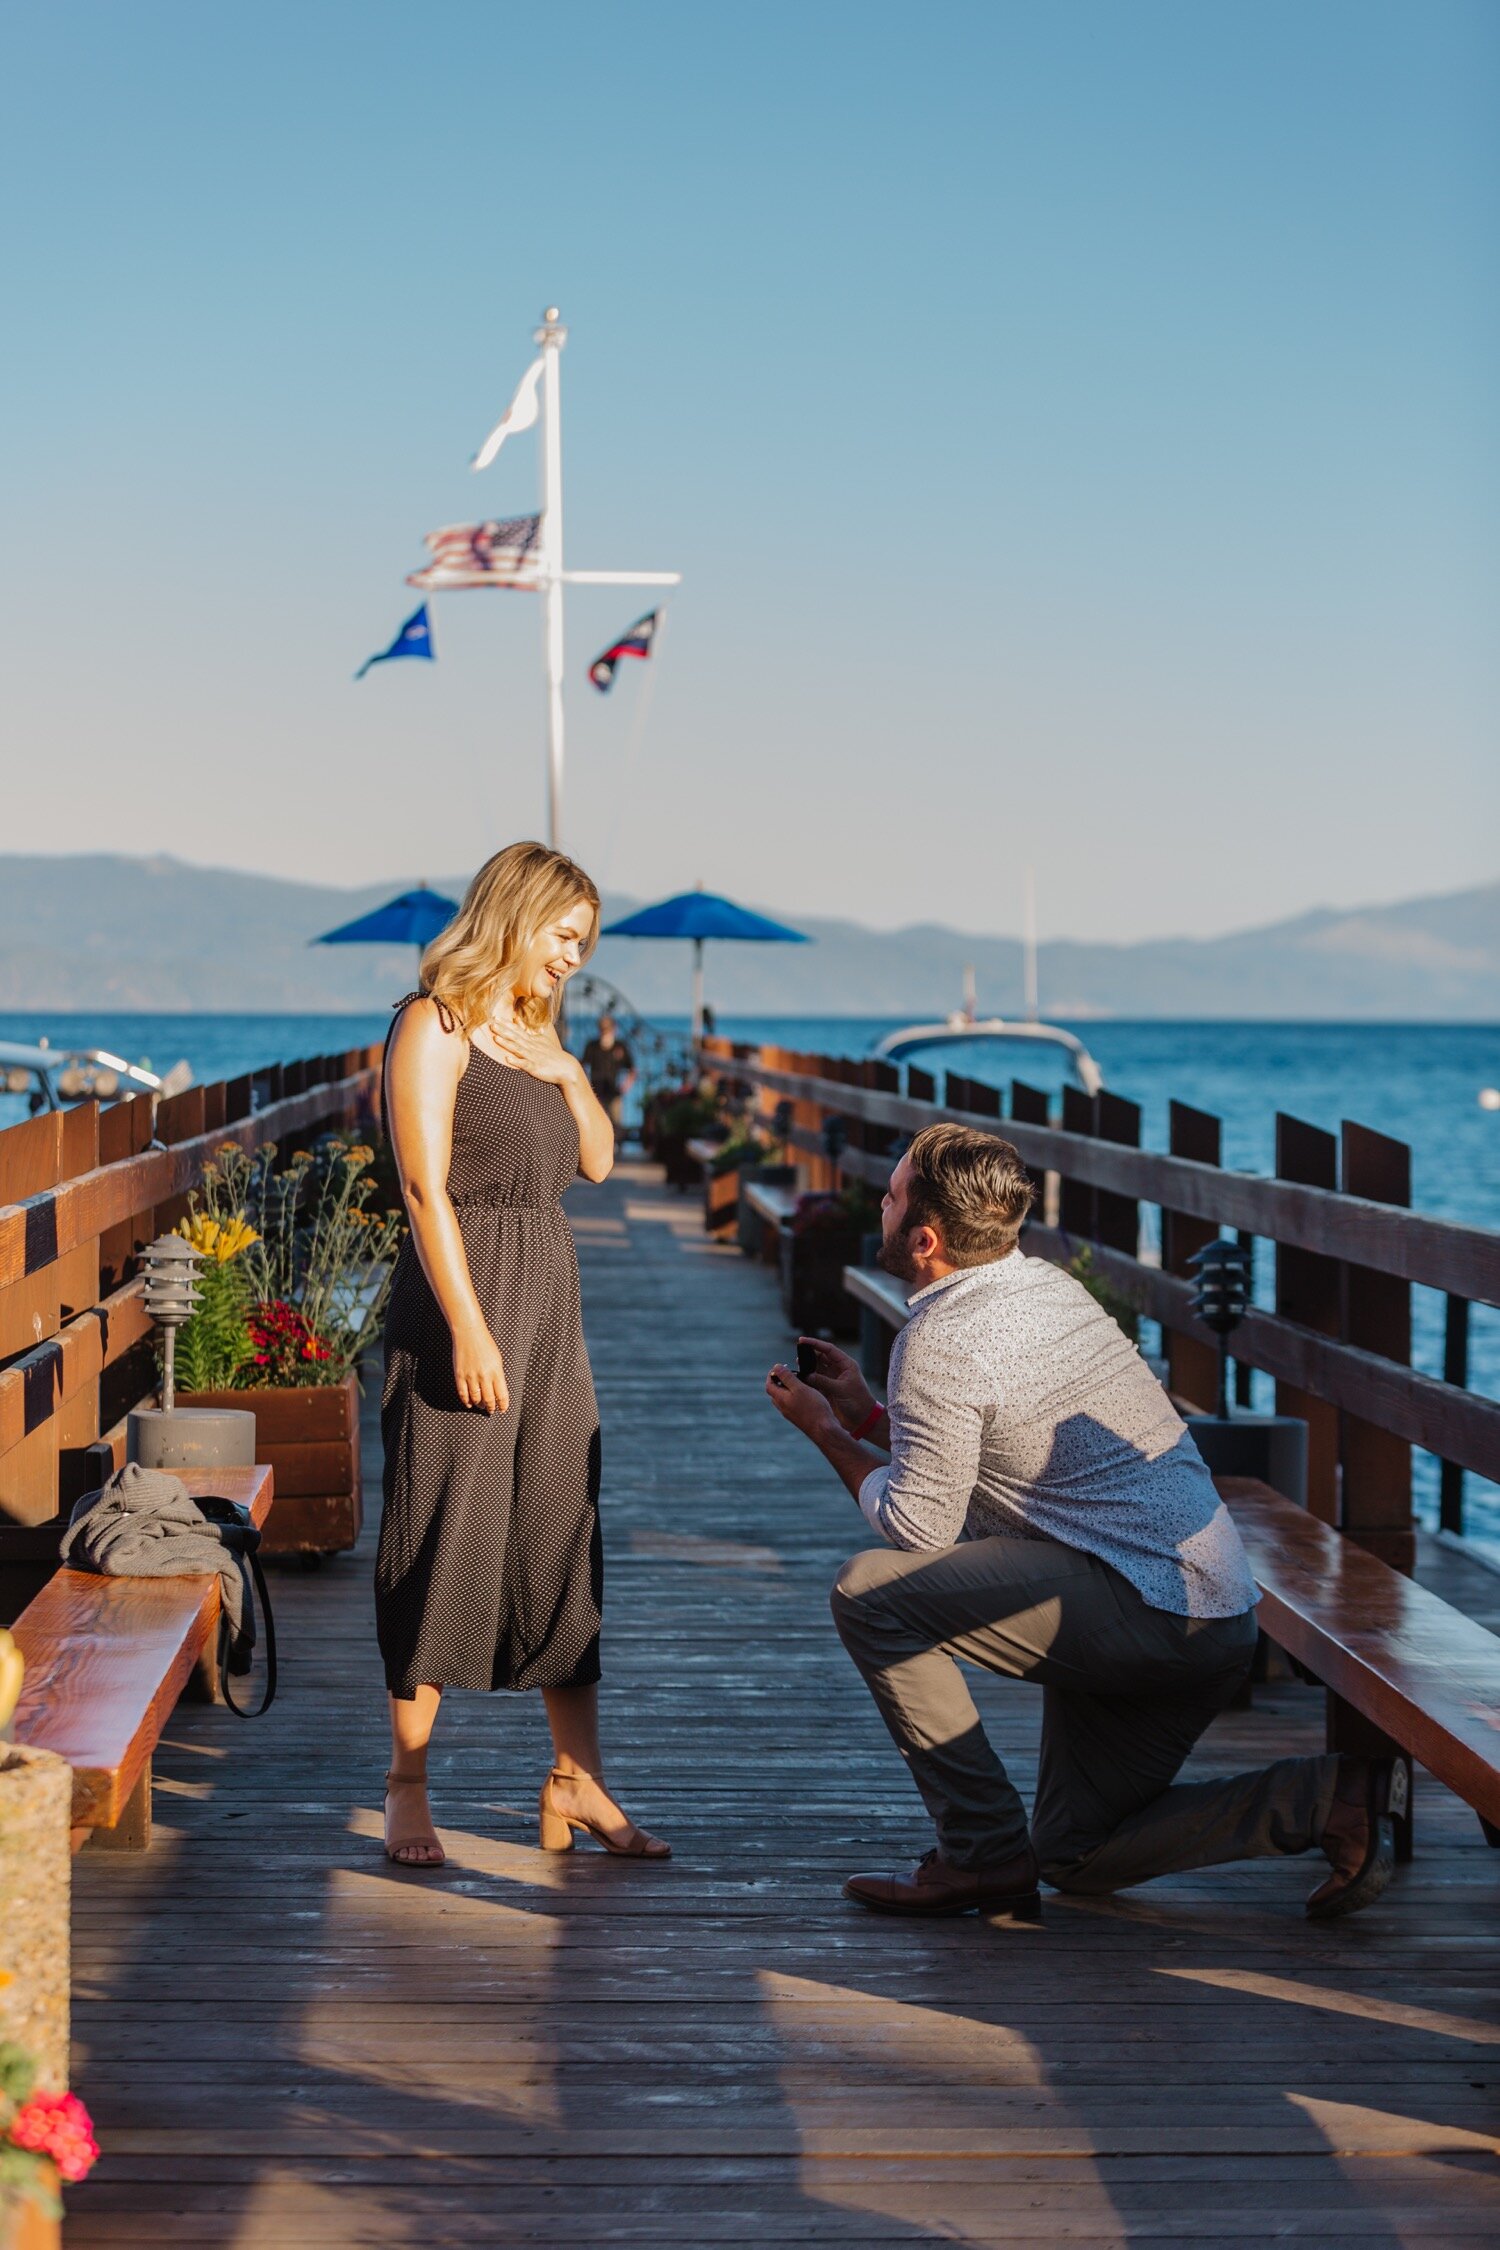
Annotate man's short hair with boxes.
[901,1122,1035,1266]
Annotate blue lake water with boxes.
[4,1009,1497,1537]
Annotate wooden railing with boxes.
[701,1039,1500,1571]
[0,1048,382,1537]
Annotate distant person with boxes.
[765,1123,1399,1924]
[699,1003,716,1037]
[581,1012,635,1132]
[377,842,668,1869]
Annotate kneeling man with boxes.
[766,1123,1401,1923]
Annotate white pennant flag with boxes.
[471,357,544,470]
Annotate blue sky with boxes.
[3,0,1495,942]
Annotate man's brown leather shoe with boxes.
[1306,1755,1406,1920]
[844,1846,1042,1920]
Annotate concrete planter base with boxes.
[0,1744,72,2094]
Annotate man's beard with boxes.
[876,1227,920,1283]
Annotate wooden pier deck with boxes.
[66,1159,1500,2245]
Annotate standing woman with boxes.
[377,840,669,1868]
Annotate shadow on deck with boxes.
[66,1161,1500,2245]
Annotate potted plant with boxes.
[779,1184,880,1337]
[174,1140,404,1557]
[0,2045,96,2250]
[644,1090,719,1192]
[1,1639,94,2250]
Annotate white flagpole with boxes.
[468,305,681,853]
[536,307,567,849]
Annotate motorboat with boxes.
[874,967,1103,1097]
[874,1017,1103,1096]
[0,1038,192,1113]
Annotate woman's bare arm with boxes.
[385,1001,508,1413]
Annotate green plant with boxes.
[169,1188,260,1391]
[708,1129,769,1177]
[655,1095,717,1140]
[1068,1245,1140,1344]
[245,1137,405,1386]
[172,1139,405,1392]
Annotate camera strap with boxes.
[192,1497,279,1717]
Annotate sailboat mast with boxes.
[537,306,567,849]
[1023,865,1039,1022]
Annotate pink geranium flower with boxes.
[9,2090,100,2183]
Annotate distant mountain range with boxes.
[0,854,1496,1020]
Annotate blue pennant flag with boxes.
[355,603,434,681]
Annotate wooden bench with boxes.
[1220,1475,1500,1853]
[742,1178,799,1265]
[10,1464,274,1851]
[842,1265,1500,1855]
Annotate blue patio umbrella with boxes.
[313,885,459,972]
[600,887,809,1038]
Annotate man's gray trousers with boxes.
[831,1535,1339,1888]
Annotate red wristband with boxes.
[852,1403,885,1442]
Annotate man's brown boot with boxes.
[844,1845,1042,1920]
[1306,1755,1406,1920]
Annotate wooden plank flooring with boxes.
[67,1160,1500,2244]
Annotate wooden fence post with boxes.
[1162,1101,1223,1410]
[861,1060,899,1167]
[1340,1122,1414,1576]
[1094,1091,1141,1258]
[1058,1086,1097,1243]
[1440,1295,1471,1534]
[1275,1116,1341,1525]
[1010,1081,1050,1221]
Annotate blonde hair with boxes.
[902,1122,1035,1265]
[420,842,600,1030]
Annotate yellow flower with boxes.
[176,1214,259,1263]
[348,1145,374,1166]
[348,1208,368,1225]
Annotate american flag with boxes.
[406,515,544,591]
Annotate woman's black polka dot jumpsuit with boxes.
[376,999,602,1700]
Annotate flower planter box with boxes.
[2,2179,62,2250]
[178,1371,361,1557]
[702,1165,739,1234]
[688,1139,745,1235]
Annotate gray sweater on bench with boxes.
[62,1463,252,1642]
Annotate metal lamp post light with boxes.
[1183,1236,1308,1504]
[127,1234,257,1473]
[140,1235,204,1415]
[1188,1239,1252,1421]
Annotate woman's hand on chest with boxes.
[484,1015,582,1088]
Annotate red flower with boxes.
[246,1298,335,1384]
[9,2091,100,2183]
